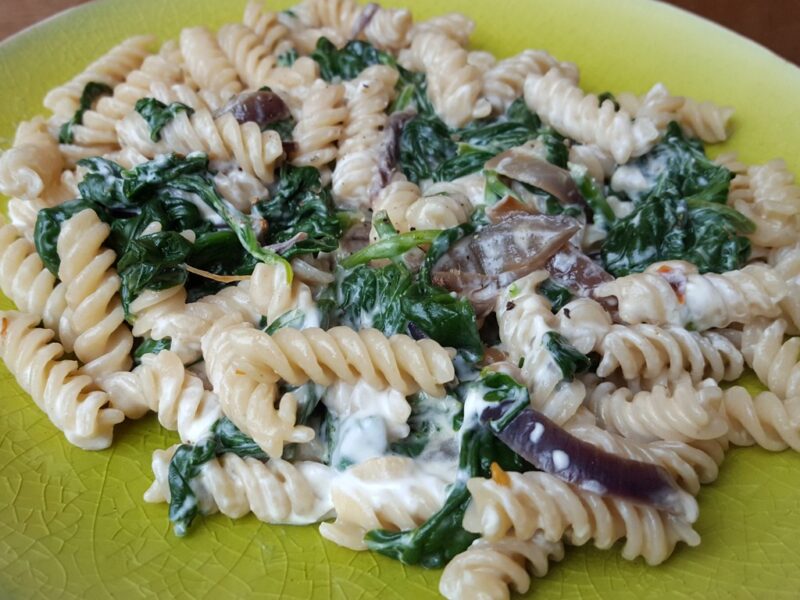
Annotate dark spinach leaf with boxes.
[134,97,194,141]
[543,331,592,380]
[277,48,298,67]
[311,37,392,82]
[133,337,171,364]
[117,232,193,319]
[538,279,573,313]
[58,81,112,144]
[252,166,343,259]
[365,371,530,567]
[399,116,456,183]
[34,198,102,274]
[168,417,267,536]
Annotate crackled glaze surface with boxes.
[1,0,800,598]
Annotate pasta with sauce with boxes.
[1,2,799,598]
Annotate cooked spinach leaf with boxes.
[337,223,483,360]
[34,198,100,274]
[399,116,456,183]
[168,417,266,536]
[543,331,592,380]
[277,48,298,67]
[117,232,193,319]
[133,337,171,364]
[365,371,529,567]
[134,97,194,141]
[311,37,392,81]
[601,122,751,275]
[252,166,342,259]
[58,81,112,144]
[538,279,573,313]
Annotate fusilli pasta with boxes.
[179,27,243,100]
[319,455,448,550]
[405,31,491,128]
[0,117,65,202]
[524,68,659,164]
[463,470,700,566]
[439,536,564,600]
[56,209,133,379]
[99,350,221,442]
[495,271,586,424]
[0,311,124,450]
[43,35,154,118]
[482,49,578,115]
[595,260,787,330]
[145,445,335,524]
[586,376,727,443]
[722,386,800,452]
[596,324,744,384]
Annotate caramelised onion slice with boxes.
[480,403,697,520]
[373,110,416,195]
[351,2,379,37]
[485,147,585,207]
[431,214,579,316]
[215,90,291,129]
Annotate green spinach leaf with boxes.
[543,331,592,380]
[311,37,392,81]
[252,166,343,259]
[58,81,112,144]
[134,97,194,141]
[168,417,266,536]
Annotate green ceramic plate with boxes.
[2,1,800,598]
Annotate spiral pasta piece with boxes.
[371,179,472,239]
[676,97,734,144]
[728,159,800,248]
[0,118,65,202]
[57,209,133,379]
[439,536,564,600]
[248,262,320,329]
[0,220,73,342]
[319,456,448,550]
[0,220,76,348]
[208,318,455,397]
[495,271,586,424]
[410,13,475,47]
[332,65,398,208]
[202,317,315,457]
[568,143,616,183]
[0,311,124,449]
[463,470,699,566]
[405,31,490,128]
[71,50,185,147]
[553,297,613,355]
[721,386,800,452]
[99,350,221,441]
[43,35,154,118]
[144,445,334,524]
[587,376,727,443]
[243,1,290,47]
[742,318,800,400]
[482,49,578,115]
[291,79,348,168]
[595,260,787,330]
[218,23,283,89]
[596,324,744,384]
[179,27,243,100]
[616,83,686,133]
[524,69,658,164]
[769,242,800,333]
[117,107,283,183]
[148,281,260,364]
[361,7,413,51]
